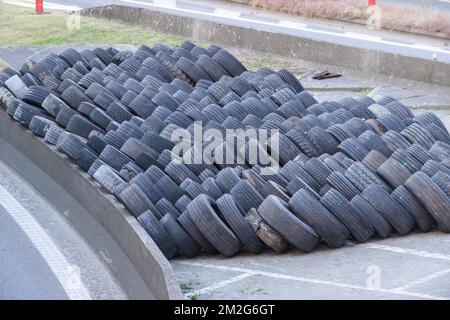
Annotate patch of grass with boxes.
[179,281,193,294]
[0,58,7,70]
[230,48,306,74]
[0,4,201,47]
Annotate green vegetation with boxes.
[0,58,7,69]
[0,4,188,47]
[0,4,305,73]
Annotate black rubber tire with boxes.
[55,132,86,160]
[118,184,155,218]
[326,124,355,143]
[401,123,436,150]
[326,171,360,201]
[180,179,206,199]
[286,128,322,157]
[361,183,415,235]
[212,49,247,77]
[75,148,98,172]
[391,185,434,232]
[61,85,91,110]
[44,124,64,145]
[165,160,200,185]
[337,138,370,161]
[99,145,132,171]
[390,148,423,173]
[137,211,178,259]
[415,111,448,132]
[160,213,200,258]
[29,116,55,137]
[201,177,223,200]
[216,194,265,254]
[187,195,242,256]
[175,195,192,213]
[350,195,392,238]
[140,131,174,154]
[376,158,411,189]
[421,160,450,178]
[216,167,241,193]
[358,130,392,157]
[156,198,181,218]
[308,125,339,155]
[199,169,216,182]
[362,150,388,172]
[260,181,290,203]
[177,211,216,254]
[245,208,288,253]
[196,55,229,82]
[154,175,185,205]
[431,171,450,198]
[276,69,304,93]
[320,188,374,242]
[429,141,450,162]
[66,114,101,139]
[230,180,265,213]
[345,162,392,193]
[289,188,349,248]
[404,172,450,232]
[423,122,450,143]
[302,158,332,187]
[93,165,124,193]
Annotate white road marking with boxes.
[3,0,81,11]
[25,0,80,10]
[393,268,450,292]
[118,0,449,61]
[215,8,241,19]
[186,272,256,298]
[0,184,91,300]
[361,243,450,261]
[175,261,446,300]
[153,0,176,8]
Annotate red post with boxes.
[368,0,376,5]
[36,0,44,13]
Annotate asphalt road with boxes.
[21,0,450,12]
[0,159,126,300]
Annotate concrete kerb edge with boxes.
[0,110,184,300]
[81,5,450,87]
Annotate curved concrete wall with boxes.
[0,110,183,300]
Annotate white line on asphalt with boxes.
[175,261,446,300]
[393,268,450,292]
[0,184,91,300]
[214,8,241,19]
[153,0,176,8]
[118,0,450,61]
[361,243,450,261]
[4,0,81,11]
[186,272,256,298]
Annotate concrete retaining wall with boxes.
[0,110,183,300]
[82,5,450,87]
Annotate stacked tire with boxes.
[1,42,449,260]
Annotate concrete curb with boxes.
[0,110,184,300]
[81,5,450,87]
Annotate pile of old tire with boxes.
[0,42,449,260]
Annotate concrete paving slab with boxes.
[173,232,450,300]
